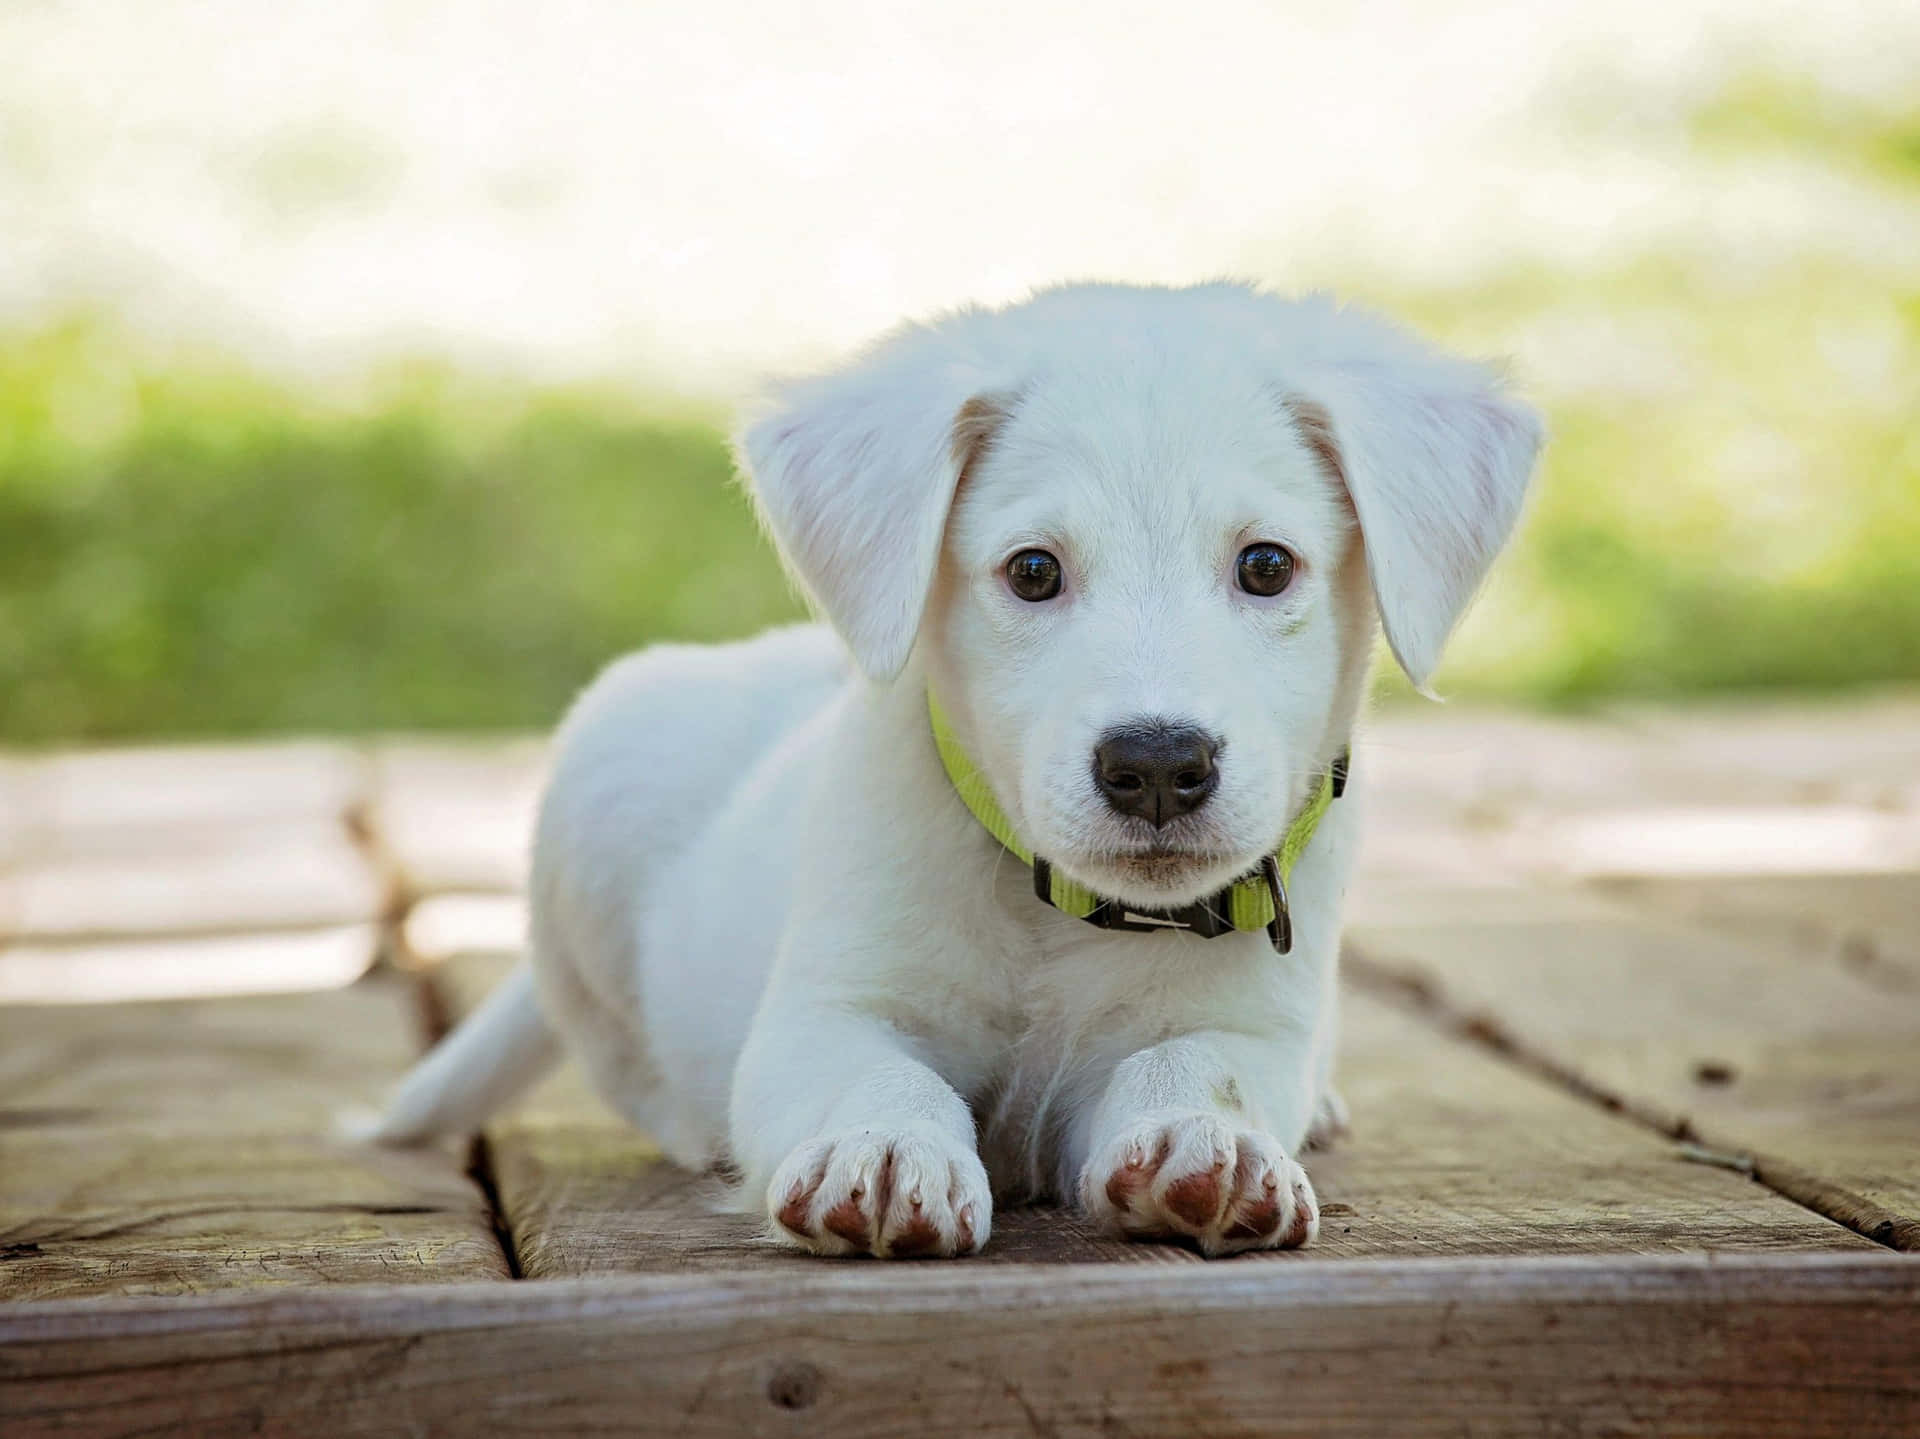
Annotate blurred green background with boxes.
[4,17,1917,743]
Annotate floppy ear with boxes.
[1284,344,1542,691]
[736,326,1010,679]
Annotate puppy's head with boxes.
[739,283,1540,909]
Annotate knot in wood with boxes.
[766,1360,822,1411]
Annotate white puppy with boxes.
[374,282,1540,1258]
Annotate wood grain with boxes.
[368,740,545,896]
[1,741,368,863]
[2,1255,1914,1437]
[1349,884,1920,1244]
[434,950,1869,1276]
[1361,695,1920,820]
[1351,698,1920,889]
[0,979,511,1298]
[0,837,381,945]
[0,926,377,1005]
[2,706,1916,1435]
[1592,872,1920,993]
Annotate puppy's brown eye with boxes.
[1006,549,1063,602]
[1236,542,1296,597]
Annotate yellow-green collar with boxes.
[928,691,1346,954]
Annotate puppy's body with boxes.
[518,627,1360,1180]
[376,283,1539,1258]
[525,625,848,1165]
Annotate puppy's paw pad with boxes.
[1082,1113,1316,1256]
[1162,1165,1229,1230]
[766,1128,991,1259]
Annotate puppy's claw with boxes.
[767,1127,991,1259]
[955,1203,978,1254]
[1082,1113,1316,1256]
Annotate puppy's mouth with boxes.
[1025,784,1267,908]
[1113,829,1228,864]
[1108,846,1231,885]
[1063,830,1258,908]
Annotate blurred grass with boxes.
[1690,70,1920,190]
[1373,254,1920,705]
[0,328,802,741]
[1389,63,1920,705]
[4,65,1917,743]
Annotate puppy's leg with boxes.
[1076,1031,1319,1256]
[733,1006,991,1259]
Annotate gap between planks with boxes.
[1343,941,1920,1253]
[355,786,534,1287]
[404,946,529,1282]
[359,776,1912,1270]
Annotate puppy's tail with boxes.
[366,963,560,1145]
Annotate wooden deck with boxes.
[3,699,1918,1436]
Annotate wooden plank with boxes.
[0,978,511,1299]
[0,926,377,1005]
[0,745,382,954]
[1510,803,1920,881]
[1360,707,1683,821]
[1603,693,1920,808]
[402,894,527,966]
[1363,695,1920,819]
[1352,700,1920,888]
[1,1256,1914,1437]
[0,976,422,1128]
[1310,997,1871,1259]
[0,837,382,945]
[435,950,1868,1276]
[1592,872,1920,993]
[369,740,545,895]
[0,755,29,871]
[1349,885,1920,1244]
[3,742,369,863]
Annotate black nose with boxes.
[1092,723,1221,826]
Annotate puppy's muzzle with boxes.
[1092,721,1221,826]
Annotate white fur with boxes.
[373,282,1540,1258]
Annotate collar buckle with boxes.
[1260,854,1292,955]
[1033,856,1243,940]
[1088,887,1239,939]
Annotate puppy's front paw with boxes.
[767,1127,991,1258]
[1082,1112,1317,1256]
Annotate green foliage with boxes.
[0,326,802,741]
[1690,70,1920,187]
[4,64,1918,741]
[1370,256,1920,705]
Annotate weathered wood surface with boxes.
[2,1256,1915,1438]
[1362,694,1920,817]
[1600,694,1920,808]
[0,838,381,944]
[1349,883,1920,1246]
[0,926,379,1005]
[1593,873,1920,990]
[0,742,369,862]
[0,981,511,1299]
[0,741,385,1005]
[1355,696,1920,886]
[436,950,1871,1276]
[3,698,1918,1437]
[367,739,545,896]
